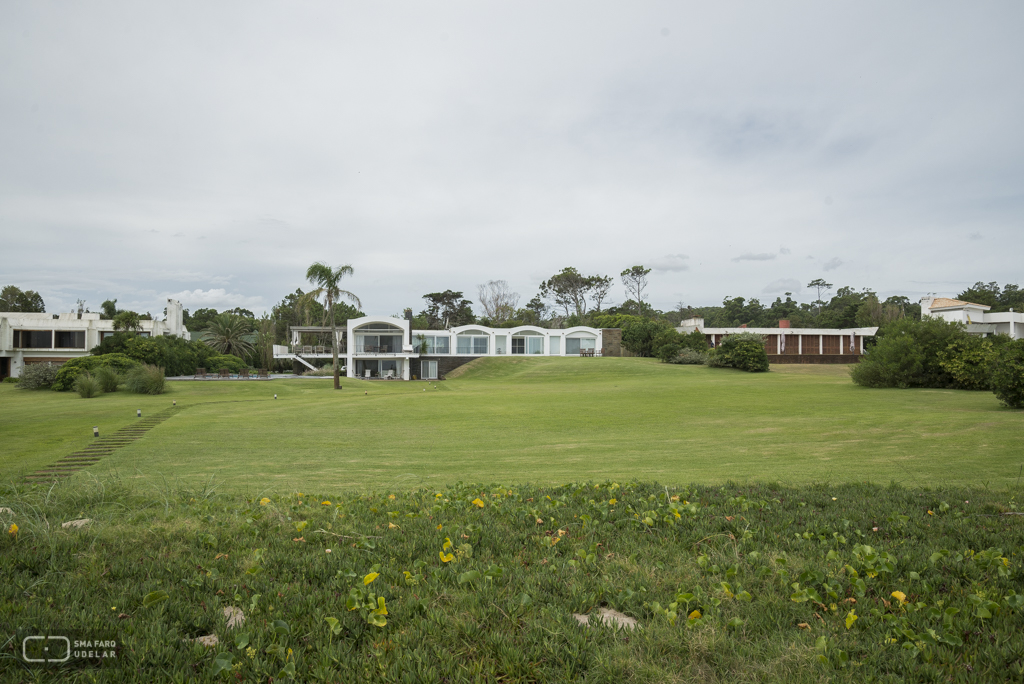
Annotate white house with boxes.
[273,316,608,380]
[0,299,189,380]
[920,297,1023,339]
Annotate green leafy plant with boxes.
[124,364,166,395]
[15,362,61,390]
[74,371,101,398]
[989,338,1024,408]
[707,332,769,372]
[93,365,122,392]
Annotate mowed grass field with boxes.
[1,357,1021,493]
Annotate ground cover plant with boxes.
[1,477,1023,682]
[1,358,1022,491]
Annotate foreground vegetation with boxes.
[2,359,1023,491]
[2,477,1023,682]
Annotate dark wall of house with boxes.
[409,356,479,379]
[601,328,622,357]
[768,354,861,364]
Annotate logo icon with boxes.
[23,636,72,663]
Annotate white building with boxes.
[677,317,878,362]
[273,316,607,380]
[920,297,1023,339]
[0,299,189,380]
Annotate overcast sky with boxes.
[2,2,1022,319]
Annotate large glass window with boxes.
[414,335,449,354]
[549,336,561,355]
[55,331,86,349]
[511,338,525,354]
[565,337,596,354]
[457,336,489,354]
[528,337,543,354]
[14,330,52,348]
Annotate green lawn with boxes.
[1,358,1021,492]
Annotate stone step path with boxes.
[25,407,181,481]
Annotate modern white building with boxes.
[0,300,189,380]
[920,297,1023,339]
[273,315,608,380]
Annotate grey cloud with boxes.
[970,232,983,240]
[763,279,802,293]
[779,247,791,255]
[732,253,777,262]
[823,258,844,271]
[649,254,689,272]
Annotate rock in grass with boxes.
[573,607,637,630]
[191,634,219,648]
[0,508,13,516]
[62,518,93,529]
[223,606,245,629]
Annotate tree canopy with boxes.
[1,285,45,312]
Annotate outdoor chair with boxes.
[302,345,313,355]
[194,368,207,379]
[384,370,395,380]
[218,369,230,379]
[238,369,250,380]
[257,368,269,379]
[315,345,325,354]
[364,369,372,378]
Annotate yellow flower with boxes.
[471,498,485,508]
[670,495,679,501]
[363,572,379,585]
[927,510,934,515]
[296,493,303,497]
[321,500,331,506]
[831,497,837,501]
[388,522,399,530]
[259,498,270,506]
[440,551,454,563]
[688,609,701,620]
[891,591,907,605]
[550,536,560,545]
[246,647,256,659]
[557,529,566,537]
[8,523,17,536]
[325,549,332,553]
[435,493,443,498]
[536,518,544,525]
[608,498,617,506]
[436,523,443,530]
[443,537,453,550]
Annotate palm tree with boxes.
[201,314,255,358]
[305,262,361,389]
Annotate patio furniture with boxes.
[315,345,325,354]
[238,369,251,380]
[194,368,207,379]
[380,345,388,353]
[364,369,371,378]
[302,345,313,355]
[219,369,230,379]
[257,368,269,379]
[384,370,395,380]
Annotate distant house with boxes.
[677,317,879,364]
[0,299,189,380]
[920,296,1022,339]
[274,316,620,380]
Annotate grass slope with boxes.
[1,358,1021,492]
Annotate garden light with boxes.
[93,426,99,438]
[274,394,277,399]
[173,400,176,406]
[137,409,141,417]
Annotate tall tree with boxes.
[99,299,119,320]
[807,278,833,316]
[305,262,361,390]
[477,280,520,324]
[112,310,142,333]
[539,267,612,319]
[201,314,255,358]
[620,266,652,315]
[421,290,475,329]
[0,285,45,313]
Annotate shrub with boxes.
[2,376,18,384]
[91,333,217,377]
[989,338,1024,408]
[124,364,166,395]
[937,336,999,390]
[621,318,673,357]
[16,362,62,390]
[656,328,709,363]
[668,348,708,365]
[707,332,769,372]
[852,318,968,389]
[52,353,141,391]
[75,372,101,398]
[304,364,336,377]
[206,354,248,374]
[94,365,122,393]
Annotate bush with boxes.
[852,318,968,389]
[206,354,248,374]
[937,336,1000,390]
[16,362,62,389]
[707,332,769,372]
[94,365,122,393]
[52,353,142,391]
[989,338,1024,408]
[124,364,166,395]
[621,318,673,357]
[656,328,710,363]
[91,333,219,377]
[75,372,101,398]
[2,376,18,384]
[668,348,708,365]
